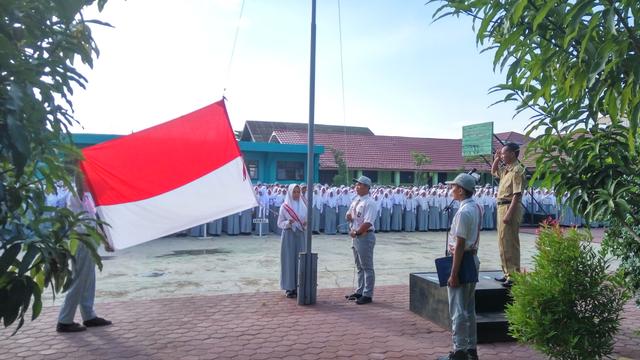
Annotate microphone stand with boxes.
[444,198,455,257]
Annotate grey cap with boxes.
[353,176,372,187]
[445,173,476,192]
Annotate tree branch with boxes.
[619,217,640,244]
[606,0,640,55]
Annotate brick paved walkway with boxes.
[2,285,639,359]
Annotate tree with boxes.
[429,0,640,344]
[411,152,432,186]
[328,146,348,186]
[1,0,112,334]
[234,130,243,141]
[428,0,640,237]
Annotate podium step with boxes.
[410,270,515,343]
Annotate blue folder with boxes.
[434,252,479,287]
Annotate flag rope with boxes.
[338,0,349,182]
[223,0,247,97]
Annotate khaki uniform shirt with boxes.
[495,163,526,203]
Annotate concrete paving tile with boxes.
[177,356,200,360]
[43,353,69,360]
[367,353,387,359]
[14,351,39,358]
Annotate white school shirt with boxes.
[347,194,377,232]
[448,198,483,253]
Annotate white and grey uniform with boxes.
[58,193,106,325]
[347,194,377,298]
[447,197,482,353]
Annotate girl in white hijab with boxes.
[404,192,417,232]
[324,189,339,235]
[277,184,307,298]
[312,187,324,234]
[380,191,393,232]
[416,191,429,232]
[337,188,350,234]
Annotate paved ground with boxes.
[1,227,636,360]
[38,229,549,305]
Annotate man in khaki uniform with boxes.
[491,143,526,287]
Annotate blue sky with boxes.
[71,0,534,139]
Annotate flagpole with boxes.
[299,0,318,305]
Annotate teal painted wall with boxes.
[238,142,324,185]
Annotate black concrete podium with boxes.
[410,270,515,343]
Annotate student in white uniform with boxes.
[324,190,339,235]
[344,176,377,305]
[404,192,417,232]
[380,191,393,232]
[278,184,307,299]
[56,172,114,333]
[438,173,482,360]
[311,187,323,234]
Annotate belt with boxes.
[447,249,477,256]
[497,201,511,205]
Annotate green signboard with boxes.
[462,122,494,156]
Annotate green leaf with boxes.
[511,0,528,23]
[602,7,616,35]
[3,278,25,327]
[69,235,79,256]
[0,244,22,277]
[18,246,39,277]
[7,112,30,177]
[533,1,556,31]
[629,101,640,152]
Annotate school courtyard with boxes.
[2,228,639,360]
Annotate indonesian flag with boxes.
[80,100,258,249]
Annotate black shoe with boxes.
[501,279,515,288]
[285,290,295,299]
[436,350,468,360]
[291,290,297,298]
[83,317,112,327]
[345,293,362,301]
[56,322,87,333]
[494,276,507,282]
[355,296,372,305]
[468,349,479,360]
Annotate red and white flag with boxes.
[80,100,258,249]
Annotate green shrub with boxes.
[602,214,640,307]
[505,221,630,360]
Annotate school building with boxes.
[239,120,530,186]
[71,120,529,187]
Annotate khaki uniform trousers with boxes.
[497,203,523,279]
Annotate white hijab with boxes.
[283,184,307,232]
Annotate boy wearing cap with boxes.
[437,173,482,360]
[344,176,377,305]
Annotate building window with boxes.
[399,171,414,184]
[319,170,338,185]
[361,170,378,183]
[277,161,305,181]
[245,160,259,180]
[437,172,448,185]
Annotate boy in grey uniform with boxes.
[437,173,482,360]
[344,176,377,305]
